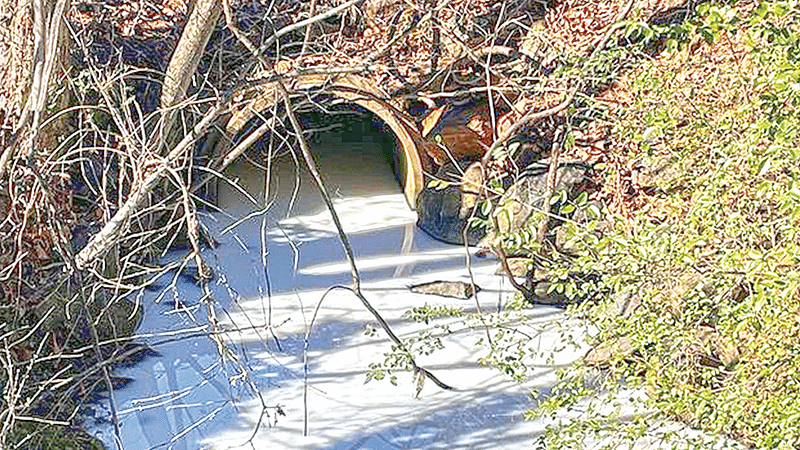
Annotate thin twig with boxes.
[0,0,68,179]
[462,195,493,347]
[255,0,361,58]
[536,126,565,244]
[303,284,351,436]
[300,0,318,58]
[22,159,127,449]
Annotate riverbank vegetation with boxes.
[1,0,798,448]
[388,0,800,447]
[481,1,800,447]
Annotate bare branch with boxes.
[75,104,223,269]
[158,0,221,148]
[256,0,361,56]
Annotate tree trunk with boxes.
[0,0,72,169]
[0,0,35,145]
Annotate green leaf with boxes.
[575,191,588,206]
[480,199,492,216]
[427,179,451,190]
[564,130,576,150]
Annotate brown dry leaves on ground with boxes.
[68,0,189,37]
[567,1,760,226]
[546,0,628,56]
[0,168,75,303]
[262,0,496,93]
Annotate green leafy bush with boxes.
[524,1,800,448]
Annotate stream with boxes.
[89,127,698,449]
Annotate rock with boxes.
[458,161,484,218]
[410,280,480,299]
[554,225,572,253]
[530,279,562,305]
[416,161,486,245]
[478,159,592,250]
[584,337,634,368]
[611,291,642,319]
[630,155,680,195]
[503,160,590,232]
[696,325,739,368]
[493,257,531,277]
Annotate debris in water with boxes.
[410,281,480,299]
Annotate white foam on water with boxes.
[88,140,742,450]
